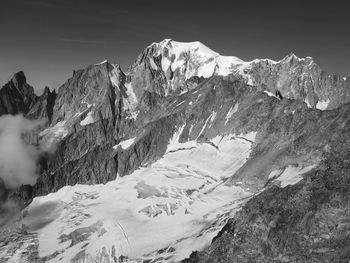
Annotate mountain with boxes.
[131,39,350,110]
[0,39,350,262]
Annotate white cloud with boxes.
[0,115,42,189]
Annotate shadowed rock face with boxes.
[0,71,57,123]
[0,71,36,115]
[1,40,350,262]
[26,87,56,123]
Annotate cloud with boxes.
[0,115,43,189]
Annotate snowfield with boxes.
[17,132,257,262]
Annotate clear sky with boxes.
[1,0,349,94]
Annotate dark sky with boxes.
[1,0,349,93]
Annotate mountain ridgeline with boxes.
[0,39,350,262]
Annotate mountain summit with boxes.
[128,39,349,110]
[0,39,350,262]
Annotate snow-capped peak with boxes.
[157,39,220,57]
[281,52,304,62]
[148,39,249,83]
[154,39,244,65]
[95,59,108,65]
[134,39,329,97]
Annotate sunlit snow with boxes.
[225,103,238,125]
[113,137,137,150]
[264,90,280,99]
[154,39,245,81]
[316,99,330,110]
[269,165,316,187]
[19,131,256,262]
[79,111,94,126]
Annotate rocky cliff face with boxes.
[247,54,350,110]
[26,87,56,123]
[0,39,350,262]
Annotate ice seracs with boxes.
[18,130,257,262]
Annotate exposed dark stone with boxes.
[0,71,37,116]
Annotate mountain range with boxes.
[0,39,350,263]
